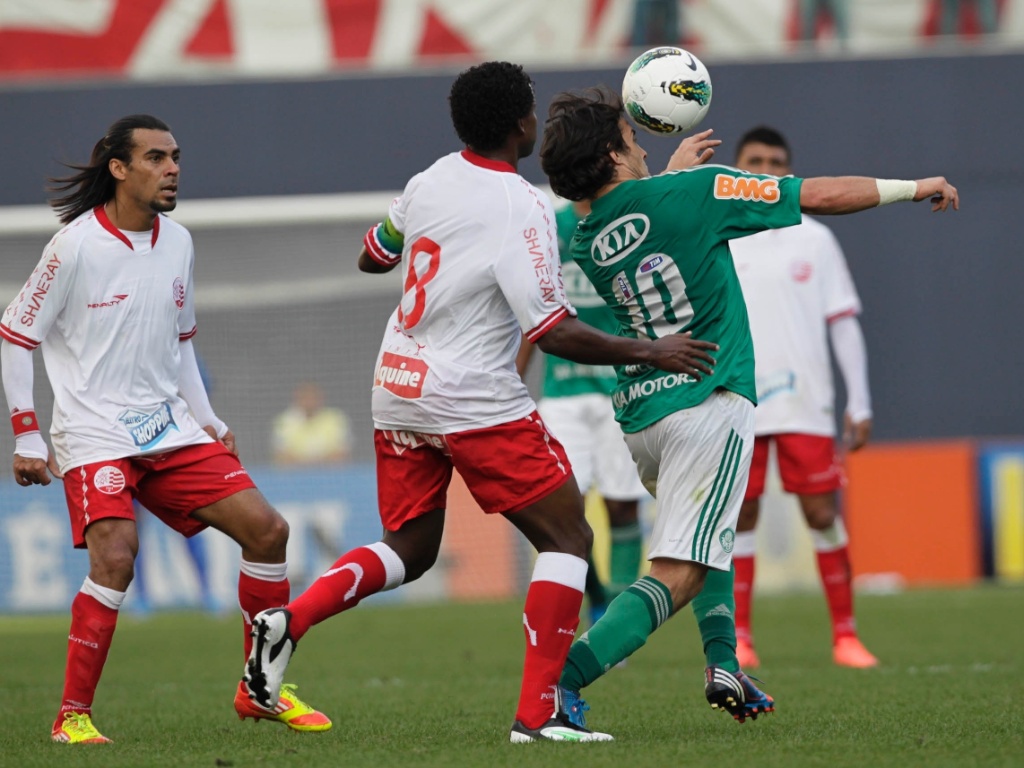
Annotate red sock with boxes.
[287,547,387,641]
[239,572,290,659]
[733,554,755,643]
[816,546,856,642]
[515,579,583,729]
[54,593,118,730]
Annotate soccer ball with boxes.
[622,47,712,135]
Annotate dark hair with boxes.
[49,114,171,225]
[448,62,535,153]
[735,126,790,163]
[540,87,627,202]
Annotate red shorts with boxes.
[743,433,844,501]
[63,442,257,548]
[374,410,573,531]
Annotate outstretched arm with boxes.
[800,176,958,215]
[536,316,718,380]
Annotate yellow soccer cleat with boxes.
[234,681,332,732]
[51,712,112,744]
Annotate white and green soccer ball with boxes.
[622,46,712,135]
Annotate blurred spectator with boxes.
[273,382,352,466]
[630,0,680,47]
[799,0,850,46]
[937,0,999,36]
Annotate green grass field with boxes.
[1,586,1021,768]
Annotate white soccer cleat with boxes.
[509,717,615,743]
[242,608,295,711]
[509,686,614,742]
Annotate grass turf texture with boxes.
[1,586,1021,768]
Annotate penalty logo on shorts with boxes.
[719,528,735,554]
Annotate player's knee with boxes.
[737,500,760,531]
[91,547,137,588]
[605,499,639,527]
[802,502,837,530]
[401,547,439,583]
[551,514,592,559]
[247,512,289,559]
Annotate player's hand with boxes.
[664,129,721,173]
[203,425,238,455]
[13,454,53,486]
[647,332,718,379]
[914,177,958,212]
[843,414,872,452]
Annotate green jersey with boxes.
[570,166,803,432]
[540,205,620,398]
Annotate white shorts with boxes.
[624,389,754,570]
[538,393,647,501]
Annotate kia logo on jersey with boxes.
[173,277,185,309]
[93,466,126,495]
[591,214,650,266]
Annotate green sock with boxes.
[584,553,607,607]
[609,522,643,595]
[691,565,739,673]
[560,576,673,691]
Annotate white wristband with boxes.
[875,179,917,206]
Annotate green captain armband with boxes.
[379,216,405,254]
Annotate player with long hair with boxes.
[2,115,329,743]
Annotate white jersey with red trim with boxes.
[730,215,861,436]
[1,206,213,471]
[370,150,575,433]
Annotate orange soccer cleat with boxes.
[833,636,879,668]
[736,637,761,669]
[233,681,332,732]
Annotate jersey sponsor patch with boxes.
[17,252,62,328]
[93,466,126,494]
[117,403,179,450]
[756,370,796,402]
[591,214,650,265]
[713,174,780,203]
[612,372,697,409]
[374,352,428,399]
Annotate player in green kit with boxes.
[539,87,958,730]
[517,200,649,620]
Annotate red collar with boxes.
[94,205,160,250]
[460,149,516,174]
